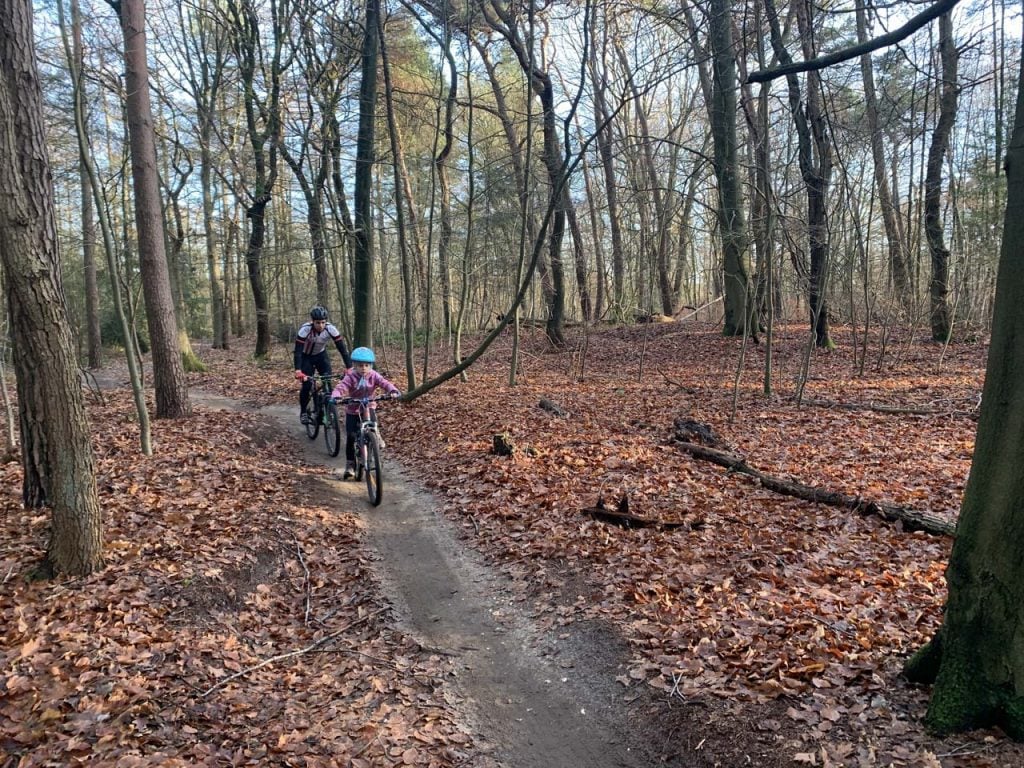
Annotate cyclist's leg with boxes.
[298,357,315,416]
[343,412,359,477]
[313,350,332,378]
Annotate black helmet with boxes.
[309,306,328,321]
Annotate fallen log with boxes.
[672,439,956,537]
[798,396,978,420]
[582,494,696,530]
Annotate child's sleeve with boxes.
[331,376,348,399]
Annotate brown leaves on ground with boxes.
[379,322,1010,767]
[0,392,470,767]
[2,321,1019,767]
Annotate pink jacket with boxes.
[331,369,399,415]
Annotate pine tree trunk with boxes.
[0,0,104,575]
[353,0,379,347]
[116,0,191,416]
[73,0,102,369]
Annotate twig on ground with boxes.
[199,606,387,697]
[797,610,858,639]
[293,534,312,625]
[936,742,997,758]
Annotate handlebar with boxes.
[340,394,400,405]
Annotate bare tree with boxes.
[926,12,959,342]
[855,0,912,310]
[72,0,103,369]
[175,0,230,349]
[765,0,833,347]
[224,0,293,358]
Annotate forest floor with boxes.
[2,319,1023,767]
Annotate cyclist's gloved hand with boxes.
[294,370,305,380]
[390,391,401,399]
[328,397,337,405]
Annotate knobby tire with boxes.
[364,432,382,506]
[304,396,319,440]
[324,402,341,457]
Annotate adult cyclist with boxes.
[294,306,351,424]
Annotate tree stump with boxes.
[492,432,515,456]
[673,417,724,448]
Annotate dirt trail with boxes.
[192,391,660,768]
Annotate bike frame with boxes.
[342,395,391,506]
[352,397,386,461]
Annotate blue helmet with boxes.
[350,346,375,364]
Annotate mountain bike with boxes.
[341,395,396,506]
[300,373,342,457]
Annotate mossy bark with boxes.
[906,37,1024,740]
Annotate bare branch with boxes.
[747,0,962,84]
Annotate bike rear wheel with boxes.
[324,402,341,457]
[304,395,319,439]
[363,432,382,506]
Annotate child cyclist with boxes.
[331,347,401,479]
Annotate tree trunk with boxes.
[905,24,1024,736]
[352,0,379,347]
[434,27,457,335]
[926,13,958,342]
[476,1,567,346]
[378,23,418,388]
[0,0,104,575]
[244,197,271,352]
[115,0,191,417]
[225,0,286,358]
[589,32,625,320]
[708,0,755,338]
[855,0,912,310]
[73,0,102,369]
[766,0,833,347]
[200,124,226,349]
[280,145,332,308]
[615,43,675,318]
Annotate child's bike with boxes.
[301,374,342,458]
[341,395,396,506]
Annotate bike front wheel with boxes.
[324,402,341,457]
[304,397,319,439]
[363,432,382,506]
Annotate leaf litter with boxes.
[3,320,1022,767]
